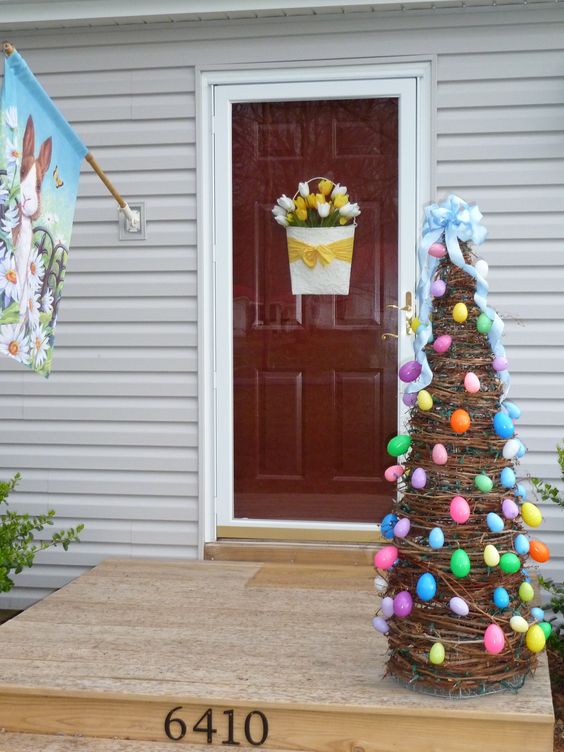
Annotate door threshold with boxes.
[205,539,380,566]
[216,525,383,544]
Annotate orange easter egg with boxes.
[529,540,550,563]
[450,409,471,434]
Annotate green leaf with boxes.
[0,302,20,325]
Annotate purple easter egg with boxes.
[402,392,418,407]
[502,498,519,520]
[431,279,446,297]
[399,360,422,383]
[429,243,447,258]
[381,596,395,618]
[492,356,508,372]
[393,591,413,618]
[411,467,427,489]
[433,335,452,354]
[372,616,389,634]
[393,518,411,539]
[449,596,469,617]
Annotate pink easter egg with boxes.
[502,498,519,520]
[374,545,398,571]
[384,464,405,482]
[433,334,452,354]
[432,443,448,465]
[492,356,508,372]
[464,372,480,393]
[431,279,446,297]
[484,623,505,655]
[393,518,411,539]
[428,243,447,258]
[381,596,395,618]
[450,495,470,524]
[402,392,417,407]
[411,467,427,489]
[393,591,413,618]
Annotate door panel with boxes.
[232,98,398,523]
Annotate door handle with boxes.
[381,333,399,340]
[386,291,413,314]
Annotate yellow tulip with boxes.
[296,208,308,221]
[339,217,349,225]
[316,193,326,204]
[295,196,307,210]
[286,212,295,223]
[318,179,333,196]
[333,194,349,209]
[306,194,317,208]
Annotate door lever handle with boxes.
[386,291,413,314]
[381,332,399,340]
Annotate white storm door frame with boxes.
[198,63,432,546]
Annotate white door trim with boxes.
[197,61,432,549]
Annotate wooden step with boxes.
[205,539,377,565]
[0,558,554,752]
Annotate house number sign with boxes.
[164,707,269,746]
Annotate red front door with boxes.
[232,98,398,524]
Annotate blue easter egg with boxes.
[500,467,516,489]
[493,587,510,609]
[515,483,527,499]
[381,513,398,540]
[487,512,504,533]
[416,572,437,602]
[531,607,545,621]
[504,401,521,420]
[517,441,527,459]
[429,527,444,549]
[493,412,514,439]
[514,534,530,555]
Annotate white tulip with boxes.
[277,194,295,212]
[339,202,361,218]
[317,202,330,218]
[274,215,289,227]
[272,205,286,217]
[331,184,348,199]
[298,182,310,198]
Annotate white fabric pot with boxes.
[286,225,355,295]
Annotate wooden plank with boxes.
[216,526,383,543]
[204,541,377,566]
[0,733,254,752]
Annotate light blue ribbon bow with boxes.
[406,194,510,400]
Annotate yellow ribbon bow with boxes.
[287,236,354,269]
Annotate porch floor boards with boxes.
[0,558,554,751]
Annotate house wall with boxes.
[0,5,562,608]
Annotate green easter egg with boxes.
[519,581,534,602]
[477,313,493,334]
[387,434,412,457]
[450,548,471,578]
[474,473,493,493]
[429,642,445,665]
[539,621,552,639]
[499,552,521,574]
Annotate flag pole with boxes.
[2,40,140,231]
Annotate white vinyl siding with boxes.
[0,4,562,607]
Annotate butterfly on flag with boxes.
[53,165,64,189]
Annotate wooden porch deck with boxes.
[0,558,554,751]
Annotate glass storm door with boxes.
[231,98,399,524]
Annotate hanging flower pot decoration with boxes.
[272,177,361,295]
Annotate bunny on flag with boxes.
[0,49,87,376]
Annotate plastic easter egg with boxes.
[384,465,405,483]
[393,591,413,618]
[380,513,399,540]
[449,596,469,616]
[477,313,493,334]
[402,392,418,407]
[526,624,546,653]
[502,498,519,520]
[399,360,422,383]
[374,575,387,593]
[514,534,530,556]
[410,317,421,333]
[416,573,437,602]
[387,434,412,457]
[431,279,446,297]
[493,587,510,609]
[492,356,508,372]
[529,540,550,563]
[450,495,470,524]
[521,502,542,528]
[502,439,520,460]
[429,527,445,549]
[428,242,447,258]
[411,468,427,490]
[493,412,514,439]
[484,623,505,655]
[519,581,534,602]
[381,596,394,618]
[475,259,489,278]
[450,409,471,434]
[504,401,521,420]
[516,441,527,459]
[452,302,468,323]
[500,467,516,489]
[475,474,493,493]
[487,512,504,533]
[374,545,398,570]
[417,390,433,411]
[500,552,521,574]
[433,335,452,354]
[522,568,532,583]
[531,607,545,622]
[450,549,471,578]
[515,484,527,500]
[372,616,389,634]
[393,518,411,539]
[429,642,445,665]
[510,616,529,634]
[484,544,500,567]
[539,622,552,639]
[431,444,448,466]
[464,372,480,393]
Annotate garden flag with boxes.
[0,50,87,376]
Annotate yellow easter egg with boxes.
[526,624,546,653]
[417,389,433,411]
[452,303,468,323]
[483,544,500,567]
[521,502,542,528]
[410,317,421,333]
[510,616,529,633]
[519,582,534,602]
[429,642,445,665]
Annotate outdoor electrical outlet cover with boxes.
[119,201,146,240]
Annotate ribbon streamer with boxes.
[406,194,510,402]
[287,236,353,269]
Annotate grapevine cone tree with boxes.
[373,196,550,695]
